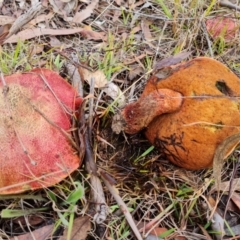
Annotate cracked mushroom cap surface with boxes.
[142,57,240,170]
[0,68,82,194]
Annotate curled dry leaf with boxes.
[82,68,125,106]
[82,69,108,88]
[206,17,237,41]
[0,24,11,44]
[73,0,99,24]
[0,69,83,194]
[66,62,83,97]
[213,133,240,191]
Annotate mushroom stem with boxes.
[114,89,183,134]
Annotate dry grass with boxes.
[1,0,240,239]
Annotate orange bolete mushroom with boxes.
[113,57,240,170]
[0,68,82,194]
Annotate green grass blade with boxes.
[134,146,155,163]
[1,207,49,218]
[155,0,172,19]
[204,0,217,16]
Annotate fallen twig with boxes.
[201,21,214,58]
[99,170,143,240]
[88,77,95,139]
[78,102,108,227]
[219,0,240,11]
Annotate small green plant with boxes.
[1,207,49,218]
[134,146,155,163]
[109,218,131,240]
[123,33,136,53]
[121,7,133,26]
[49,181,85,240]
[155,0,173,19]
[98,32,126,80]
[0,194,49,218]
[53,54,65,71]
[144,55,154,74]
[176,184,193,198]
[204,0,217,17]
[0,41,30,73]
[212,37,226,54]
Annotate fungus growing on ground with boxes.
[0,69,82,194]
[113,57,240,170]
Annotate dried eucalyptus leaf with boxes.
[213,133,240,192]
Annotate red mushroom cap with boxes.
[0,68,82,194]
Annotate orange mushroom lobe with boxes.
[0,69,82,194]
[143,57,240,170]
[115,57,240,170]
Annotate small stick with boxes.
[78,102,108,225]
[201,21,214,58]
[225,234,240,240]
[99,170,143,240]
[219,0,240,11]
[88,77,95,139]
